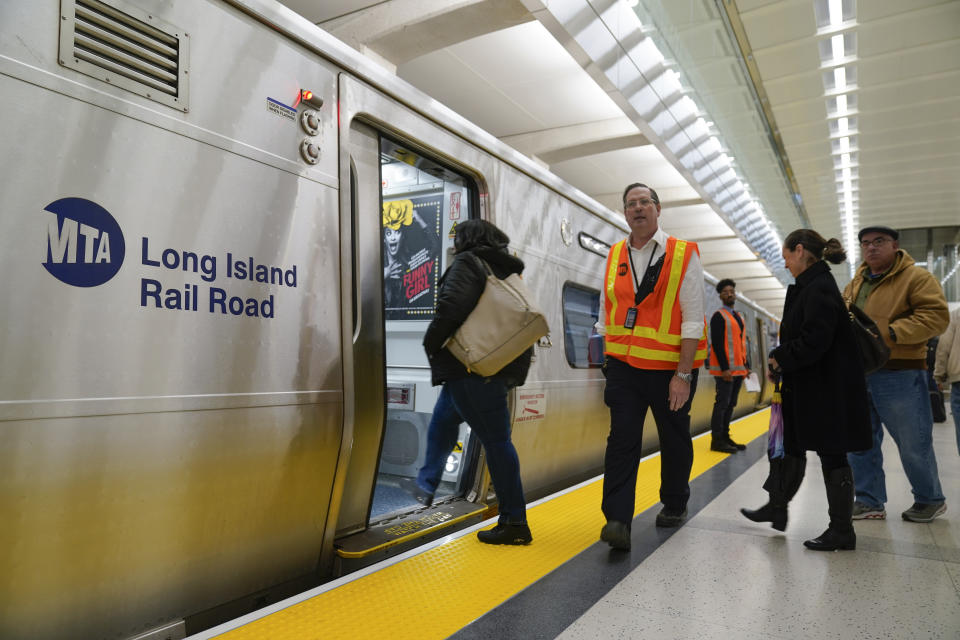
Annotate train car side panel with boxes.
[0,1,345,638]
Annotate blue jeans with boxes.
[847,369,945,507]
[952,382,960,456]
[416,378,526,524]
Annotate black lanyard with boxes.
[627,240,657,306]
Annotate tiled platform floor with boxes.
[557,403,960,640]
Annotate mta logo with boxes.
[42,197,125,287]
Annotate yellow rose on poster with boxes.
[382,200,414,230]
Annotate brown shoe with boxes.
[655,507,687,527]
[600,521,631,550]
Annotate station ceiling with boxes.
[279,0,960,316]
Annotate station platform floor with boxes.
[189,404,960,640]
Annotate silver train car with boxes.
[0,1,778,638]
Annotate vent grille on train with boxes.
[59,0,189,111]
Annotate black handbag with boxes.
[930,389,947,423]
[848,304,890,374]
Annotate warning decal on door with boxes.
[514,390,547,423]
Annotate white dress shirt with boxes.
[595,227,705,340]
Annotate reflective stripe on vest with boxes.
[603,237,707,370]
[707,307,749,376]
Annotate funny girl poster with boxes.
[382,196,442,320]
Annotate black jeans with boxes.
[601,358,698,524]
[710,375,744,443]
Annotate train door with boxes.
[331,75,489,565]
[373,138,479,516]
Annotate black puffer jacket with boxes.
[423,246,533,387]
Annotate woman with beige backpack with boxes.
[399,218,544,545]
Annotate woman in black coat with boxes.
[741,229,871,551]
[399,219,533,545]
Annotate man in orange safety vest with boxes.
[707,279,749,453]
[597,183,707,551]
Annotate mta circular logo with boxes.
[42,198,125,287]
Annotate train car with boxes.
[0,1,778,638]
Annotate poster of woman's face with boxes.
[384,226,402,259]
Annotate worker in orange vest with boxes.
[596,183,707,551]
[707,279,750,453]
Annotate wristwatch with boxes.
[674,371,693,383]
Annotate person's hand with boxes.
[669,375,690,411]
[721,370,733,382]
[384,260,402,280]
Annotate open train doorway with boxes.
[369,137,479,521]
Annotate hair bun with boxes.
[822,238,846,264]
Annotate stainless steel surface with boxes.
[59,0,190,112]
[223,0,629,234]
[3,0,338,186]
[332,108,386,537]
[128,619,186,640]
[1,1,345,638]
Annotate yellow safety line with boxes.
[215,410,770,640]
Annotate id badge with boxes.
[624,307,638,329]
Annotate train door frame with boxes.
[325,73,501,571]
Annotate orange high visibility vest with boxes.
[708,307,748,376]
[603,237,707,370]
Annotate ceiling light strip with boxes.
[713,0,810,231]
[818,0,859,277]
[621,3,785,270]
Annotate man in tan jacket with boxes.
[844,226,950,523]
[934,306,960,456]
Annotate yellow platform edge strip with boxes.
[215,410,770,640]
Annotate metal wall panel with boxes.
[0,1,345,637]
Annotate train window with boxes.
[578,232,611,258]
[380,137,471,322]
[562,282,604,368]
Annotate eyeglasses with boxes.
[860,237,892,249]
[625,198,657,209]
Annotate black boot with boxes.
[740,455,805,531]
[804,466,856,551]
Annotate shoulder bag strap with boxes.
[471,253,494,277]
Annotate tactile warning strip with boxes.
[212,410,770,640]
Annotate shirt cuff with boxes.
[680,321,704,340]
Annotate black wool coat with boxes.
[422,246,533,388]
[771,260,871,454]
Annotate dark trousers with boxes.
[601,358,698,524]
[710,375,744,443]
